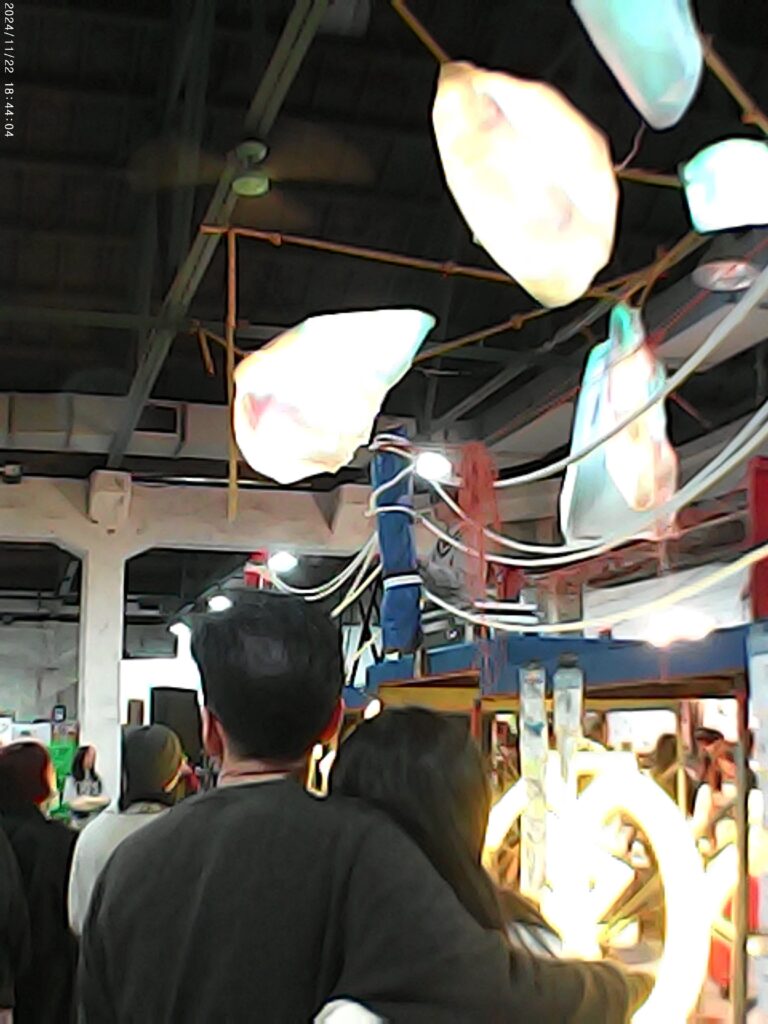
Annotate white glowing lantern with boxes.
[432,61,618,308]
[560,304,678,544]
[572,0,703,130]
[234,309,435,484]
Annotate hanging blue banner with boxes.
[371,432,421,654]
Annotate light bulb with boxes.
[363,698,382,721]
[267,550,298,575]
[207,594,233,613]
[415,451,452,482]
[645,607,715,648]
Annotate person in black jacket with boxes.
[332,706,651,1021]
[0,741,77,1023]
[81,593,644,1023]
[0,824,30,1022]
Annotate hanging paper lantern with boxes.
[432,61,618,308]
[560,304,678,544]
[233,309,435,484]
[572,0,702,130]
[681,139,768,233]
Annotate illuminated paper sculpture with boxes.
[234,309,435,484]
[682,139,768,233]
[432,61,618,308]
[572,0,703,129]
[560,304,678,543]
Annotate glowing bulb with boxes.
[268,550,298,575]
[414,451,452,482]
[168,622,191,640]
[432,61,618,307]
[363,698,382,721]
[207,594,233,613]
[681,139,768,233]
[645,608,715,648]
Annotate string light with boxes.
[267,551,299,575]
[414,451,452,482]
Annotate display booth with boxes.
[364,625,757,1021]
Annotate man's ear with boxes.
[318,698,345,744]
[202,707,224,760]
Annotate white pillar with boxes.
[77,543,126,800]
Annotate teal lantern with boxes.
[572,0,703,130]
[681,138,768,233]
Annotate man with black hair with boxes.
[79,592,648,1023]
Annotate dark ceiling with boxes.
[2,0,767,478]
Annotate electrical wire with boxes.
[330,564,383,620]
[410,396,768,569]
[423,538,768,634]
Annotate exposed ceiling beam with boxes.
[106,0,331,469]
[15,78,429,141]
[0,223,134,247]
[429,301,612,433]
[0,303,537,364]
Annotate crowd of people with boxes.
[0,590,684,1022]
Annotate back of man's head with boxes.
[191,592,343,762]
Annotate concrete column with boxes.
[77,542,126,800]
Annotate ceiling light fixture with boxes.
[415,450,452,482]
[692,235,761,292]
[207,594,233,613]
[231,140,271,198]
[267,550,299,575]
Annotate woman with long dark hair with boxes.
[62,746,108,831]
[332,707,652,1022]
[0,741,77,1023]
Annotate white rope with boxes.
[367,460,415,514]
[423,537,768,634]
[391,394,768,569]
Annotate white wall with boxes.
[119,629,201,725]
[0,621,78,720]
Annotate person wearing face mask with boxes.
[68,725,184,937]
[0,741,77,1023]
